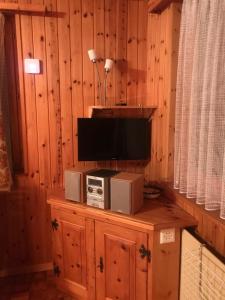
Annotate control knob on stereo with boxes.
[97,188,103,195]
[88,186,93,193]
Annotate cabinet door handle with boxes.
[97,256,104,273]
[51,218,59,231]
[53,264,61,277]
[139,245,151,262]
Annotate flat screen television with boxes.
[77,118,151,161]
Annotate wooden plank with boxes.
[166,2,181,181]
[148,0,182,13]
[215,221,225,256]
[82,0,96,170]
[32,0,51,189]
[48,191,197,231]
[104,0,116,106]
[85,218,95,300]
[82,0,95,116]
[0,2,46,14]
[57,0,73,171]
[94,0,105,106]
[89,105,157,118]
[0,262,52,277]
[31,0,52,264]
[70,0,84,167]
[19,0,41,264]
[145,13,160,182]
[15,14,28,175]
[45,0,62,187]
[115,0,128,104]
[161,5,171,181]
[150,229,180,299]
[4,16,23,172]
[145,3,181,182]
[137,0,148,106]
[103,0,117,171]
[146,10,155,194]
[126,0,138,106]
[156,8,166,180]
[62,222,85,285]
[153,12,161,181]
[133,19,146,191]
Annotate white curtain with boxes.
[174,0,225,219]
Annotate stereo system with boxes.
[64,167,96,202]
[64,168,144,214]
[110,172,144,214]
[86,169,119,209]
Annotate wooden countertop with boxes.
[47,190,197,231]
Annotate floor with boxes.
[0,272,76,300]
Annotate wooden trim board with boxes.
[89,105,157,118]
[0,262,53,278]
[148,0,182,13]
[0,3,46,15]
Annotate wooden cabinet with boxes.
[51,208,95,299]
[48,191,197,300]
[95,221,148,300]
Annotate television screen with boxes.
[78,118,151,161]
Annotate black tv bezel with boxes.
[77,117,151,161]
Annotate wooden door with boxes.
[51,208,95,299]
[95,221,149,300]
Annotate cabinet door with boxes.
[51,208,95,299]
[95,221,149,300]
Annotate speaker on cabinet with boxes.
[110,172,144,215]
[64,167,95,202]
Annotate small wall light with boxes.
[88,49,97,63]
[104,59,114,73]
[24,58,41,74]
[87,49,114,106]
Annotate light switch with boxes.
[24,58,41,74]
[160,228,176,244]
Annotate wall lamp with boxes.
[88,49,114,106]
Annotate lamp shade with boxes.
[104,59,113,72]
[88,49,97,62]
[24,58,41,74]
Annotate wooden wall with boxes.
[0,0,149,273]
[2,0,223,274]
[145,2,181,183]
[148,3,225,259]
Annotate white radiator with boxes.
[180,230,225,300]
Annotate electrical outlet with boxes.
[160,228,175,244]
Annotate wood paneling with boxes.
[146,2,225,259]
[4,0,223,274]
[0,0,221,274]
[5,16,23,172]
[0,2,46,14]
[145,3,181,182]
[0,0,149,273]
[148,0,182,13]
[163,186,225,258]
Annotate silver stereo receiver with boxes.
[86,169,119,209]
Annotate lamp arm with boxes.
[94,63,103,105]
[104,71,108,106]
